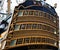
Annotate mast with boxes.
[7,0,11,14]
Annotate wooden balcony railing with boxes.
[5,36,58,48]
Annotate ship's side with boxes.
[3,0,59,50]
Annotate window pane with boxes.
[20,24,26,29]
[53,18,56,23]
[14,25,20,30]
[34,11,39,16]
[10,40,16,46]
[39,12,43,16]
[24,38,29,43]
[32,24,37,29]
[54,30,57,34]
[18,11,23,16]
[26,24,31,29]
[42,38,45,42]
[36,37,41,42]
[16,38,23,44]
[43,12,46,17]
[24,11,28,15]
[37,24,41,29]
[54,42,57,46]
[41,25,46,30]
[29,11,33,15]
[30,37,36,43]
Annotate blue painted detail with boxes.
[17,0,56,16]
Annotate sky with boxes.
[0,0,60,49]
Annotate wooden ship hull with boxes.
[3,0,59,50]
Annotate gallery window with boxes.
[32,24,37,29]
[24,38,30,43]
[18,11,23,16]
[36,37,41,42]
[10,40,16,46]
[16,38,23,44]
[48,14,51,19]
[34,11,39,16]
[23,11,29,15]
[29,11,33,15]
[54,30,57,34]
[42,38,45,42]
[54,42,57,46]
[41,25,46,30]
[37,24,41,29]
[14,25,20,30]
[53,18,56,23]
[43,12,46,17]
[39,11,43,16]
[30,37,36,43]
[26,24,31,29]
[20,24,26,29]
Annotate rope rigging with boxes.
[0,13,12,34]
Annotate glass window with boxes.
[20,24,26,29]
[37,24,41,29]
[43,12,46,17]
[16,38,23,44]
[48,14,51,19]
[42,38,45,42]
[34,11,39,16]
[53,20,56,23]
[51,28,54,33]
[10,40,16,46]
[29,11,33,15]
[24,38,29,43]
[48,27,51,31]
[57,17,59,20]
[26,24,31,29]
[51,16,54,21]
[7,33,13,39]
[49,15,52,20]
[23,11,28,15]
[41,25,46,30]
[18,11,23,16]
[53,18,56,23]
[46,26,50,31]
[54,42,57,46]
[39,12,42,16]
[30,37,36,43]
[14,25,20,30]
[36,37,41,42]
[54,31,57,34]
[32,24,37,29]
